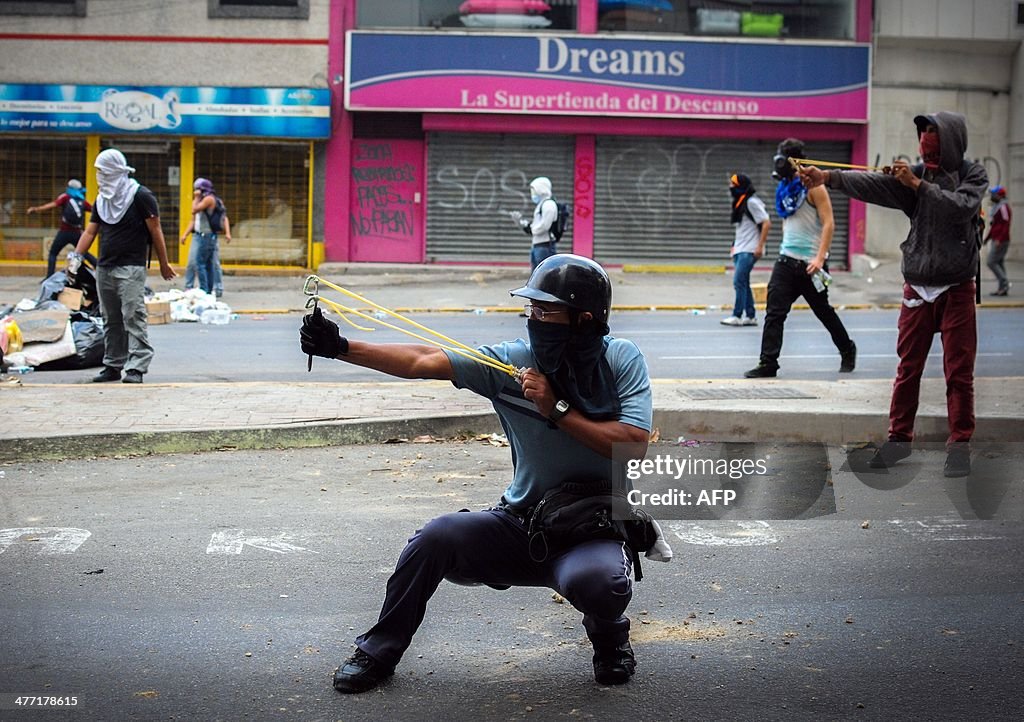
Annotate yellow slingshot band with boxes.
[790,157,888,172]
[303,275,522,379]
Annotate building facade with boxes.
[327,0,872,268]
[1,0,1020,272]
[0,0,331,271]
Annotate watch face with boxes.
[556,400,569,412]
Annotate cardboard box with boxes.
[751,283,768,305]
[146,300,172,325]
[57,287,84,311]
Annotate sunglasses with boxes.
[523,304,568,322]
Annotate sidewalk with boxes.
[2,259,1023,461]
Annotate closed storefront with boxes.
[425,132,575,263]
[0,137,87,264]
[593,136,851,267]
[0,84,328,273]
[195,140,312,267]
[338,29,871,267]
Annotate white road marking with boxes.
[206,529,319,555]
[668,520,779,546]
[660,352,1012,360]
[889,517,1004,542]
[0,527,91,555]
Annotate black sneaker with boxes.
[868,441,912,469]
[839,341,857,373]
[943,446,971,478]
[92,366,121,383]
[122,370,144,384]
[593,641,636,686]
[332,649,394,694]
[744,363,778,378]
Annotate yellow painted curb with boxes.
[622,264,727,274]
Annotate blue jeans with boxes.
[731,252,757,319]
[194,233,220,295]
[185,238,223,296]
[531,241,557,270]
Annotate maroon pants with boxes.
[888,281,976,446]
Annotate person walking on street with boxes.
[27,179,96,278]
[511,176,560,270]
[799,111,986,477]
[722,173,771,326]
[300,254,654,694]
[72,148,176,384]
[180,178,230,296]
[744,138,857,378]
[984,185,1011,296]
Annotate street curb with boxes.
[0,412,502,462]
[6,408,1022,462]
[229,302,1024,316]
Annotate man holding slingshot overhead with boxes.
[300,254,659,693]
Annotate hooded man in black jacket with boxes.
[799,111,987,478]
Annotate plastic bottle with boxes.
[812,270,833,293]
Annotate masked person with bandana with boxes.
[744,138,857,379]
[722,173,771,326]
[72,148,176,384]
[799,112,987,478]
[510,176,560,270]
[300,254,654,694]
[27,179,96,279]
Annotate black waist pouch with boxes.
[525,481,657,580]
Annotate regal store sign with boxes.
[0,85,330,138]
[347,32,870,123]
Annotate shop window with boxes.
[195,141,310,267]
[358,0,578,31]
[209,0,309,20]
[0,0,85,16]
[598,1,855,41]
[0,137,86,264]
[105,140,182,262]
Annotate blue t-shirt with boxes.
[445,337,652,508]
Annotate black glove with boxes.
[300,306,348,359]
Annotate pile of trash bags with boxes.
[1,268,104,373]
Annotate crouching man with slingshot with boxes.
[299,254,655,693]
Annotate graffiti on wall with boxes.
[350,141,418,243]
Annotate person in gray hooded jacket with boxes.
[799,112,987,478]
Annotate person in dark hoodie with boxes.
[798,112,987,478]
[300,254,657,693]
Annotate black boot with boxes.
[839,341,857,373]
[593,641,636,685]
[868,440,912,469]
[332,649,394,694]
[92,366,121,383]
[744,362,778,378]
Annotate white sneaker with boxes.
[742,317,758,326]
[720,316,743,326]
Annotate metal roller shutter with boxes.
[593,136,851,269]
[426,132,575,263]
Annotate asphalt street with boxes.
[18,307,1024,385]
[1,442,1021,721]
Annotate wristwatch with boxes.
[548,399,570,423]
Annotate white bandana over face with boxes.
[94,148,140,223]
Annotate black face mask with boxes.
[526,317,621,420]
[527,318,573,374]
[772,154,795,181]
